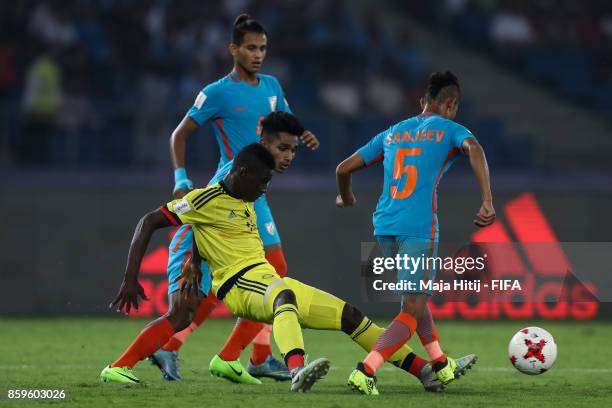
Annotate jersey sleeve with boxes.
[451,122,476,149]
[273,77,291,113]
[186,83,221,126]
[161,189,210,226]
[357,129,388,166]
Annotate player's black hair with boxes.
[425,71,460,103]
[232,13,266,45]
[261,111,304,140]
[232,143,276,174]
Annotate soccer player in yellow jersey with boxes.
[105,143,450,392]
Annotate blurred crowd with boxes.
[5,0,607,171]
[0,0,428,168]
[399,0,612,115]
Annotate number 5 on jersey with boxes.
[391,148,422,199]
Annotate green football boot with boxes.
[434,357,457,385]
[209,354,262,384]
[100,365,140,384]
[347,363,379,396]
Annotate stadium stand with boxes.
[1,0,611,173]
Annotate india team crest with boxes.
[194,91,206,109]
[265,222,276,235]
[268,96,277,111]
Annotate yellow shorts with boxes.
[222,265,345,330]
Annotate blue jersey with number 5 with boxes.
[187,72,291,171]
[357,113,475,239]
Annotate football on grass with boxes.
[508,327,557,375]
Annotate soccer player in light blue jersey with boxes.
[336,72,496,395]
[158,14,318,382]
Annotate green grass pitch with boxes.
[0,318,610,407]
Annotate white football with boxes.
[508,327,557,375]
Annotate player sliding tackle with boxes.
[336,71,496,395]
[102,142,453,392]
[101,113,306,385]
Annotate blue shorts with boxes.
[166,195,280,295]
[375,235,439,296]
[167,225,213,295]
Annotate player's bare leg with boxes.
[416,303,477,382]
[339,302,443,392]
[402,296,455,384]
[350,294,471,395]
[101,291,209,383]
[148,291,217,380]
[349,294,425,395]
[157,296,215,353]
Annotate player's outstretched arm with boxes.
[110,209,173,314]
[461,138,496,227]
[170,116,199,198]
[335,152,366,208]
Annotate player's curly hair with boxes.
[425,71,460,102]
[232,13,266,45]
[261,111,304,139]
[232,143,276,173]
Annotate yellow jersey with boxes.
[162,182,267,295]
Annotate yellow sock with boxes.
[350,317,413,366]
[272,303,304,357]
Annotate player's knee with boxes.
[273,289,297,309]
[341,303,365,335]
[165,303,194,332]
[165,313,191,332]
